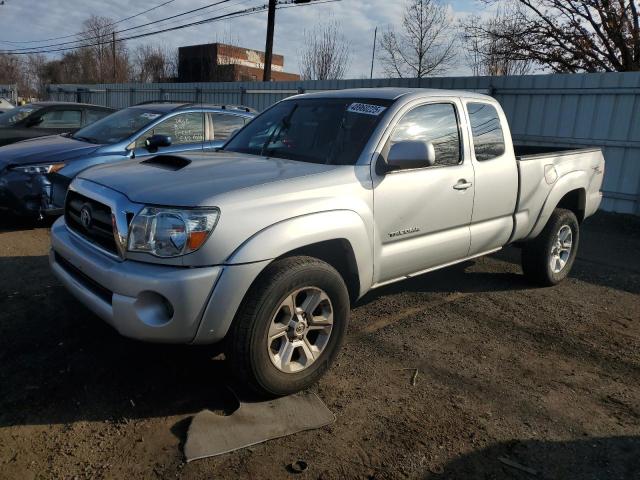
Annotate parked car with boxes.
[0,102,114,147]
[0,102,254,218]
[49,88,604,396]
[0,97,14,113]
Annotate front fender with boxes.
[527,170,586,239]
[193,210,373,344]
[227,209,373,296]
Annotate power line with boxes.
[0,0,176,45]
[1,0,237,53]
[1,0,339,55]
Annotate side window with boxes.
[388,103,461,166]
[212,113,246,141]
[85,109,111,125]
[467,103,505,161]
[136,112,205,148]
[38,110,82,129]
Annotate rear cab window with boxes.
[467,102,506,161]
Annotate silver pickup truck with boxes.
[50,88,604,396]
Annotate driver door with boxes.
[372,100,475,285]
[133,112,205,157]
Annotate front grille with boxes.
[65,191,118,255]
[55,252,113,304]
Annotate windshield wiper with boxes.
[260,104,297,157]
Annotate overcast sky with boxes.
[0,0,488,78]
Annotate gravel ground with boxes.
[0,212,638,480]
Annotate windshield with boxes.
[72,107,164,144]
[0,105,41,127]
[223,98,392,165]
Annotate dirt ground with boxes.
[0,212,638,480]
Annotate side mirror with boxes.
[25,116,43,128]
[145,134,172,151]
[385,140,436,172]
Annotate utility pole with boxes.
[370,26,377,79]
[262,0,276,82]
[112,32,117,81]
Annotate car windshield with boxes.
[0,105,41,127]
[71,107,164,144]
[223,98,393,165]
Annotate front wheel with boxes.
[521,208,580,286]
[226,256,350,397]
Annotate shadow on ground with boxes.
[428,435,640,479]
[0,255,238,430]
[0,214,54,233]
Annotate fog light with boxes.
[134,291,174,327]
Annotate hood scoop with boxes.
[141,155,192,171]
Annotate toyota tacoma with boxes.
[49,88,604,396]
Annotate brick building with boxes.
[178,43,300,82]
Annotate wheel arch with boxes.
[278,239,361,303]
[193,211,373,344]
[527,171,587,239]
[226,209,373,299]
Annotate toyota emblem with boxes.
[80,205,92,230]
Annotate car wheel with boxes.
[226,255,350,397]
[522,208,579,286]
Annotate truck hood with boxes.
[0,134,102,169]
[79,151,339,206]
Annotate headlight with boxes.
[11,163,65,174]
[127,207,220,257]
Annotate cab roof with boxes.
[129,102,256,114]
[289,87,494,102]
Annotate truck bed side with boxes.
[511,147,604,242]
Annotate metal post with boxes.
[240,87,246,106]
[370,26,377,79]
[112,32,117,81]
[262,0,276,82]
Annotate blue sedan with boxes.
[0,102,255,218]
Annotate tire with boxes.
[521,208,579,286]
[226,255,350,397]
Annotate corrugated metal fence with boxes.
[47,72,640,214]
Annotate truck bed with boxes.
[510,145,605,242]
[514,144,598,160]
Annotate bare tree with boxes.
[462,7,535,76]
[132,44,177,82]
[25,54,48,97]
[477,0,640,73]
[78,15,129,82]
[0,54,35,97]
[379,0,456,78]
[299,20,351,80]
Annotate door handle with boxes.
[453,180,473,190]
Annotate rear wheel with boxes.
[226,256,350,397]
[522,208,579,286]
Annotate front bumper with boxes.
[50,217,223,343]
[0,169,52,217]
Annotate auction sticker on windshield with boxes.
[347,103,387,116]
